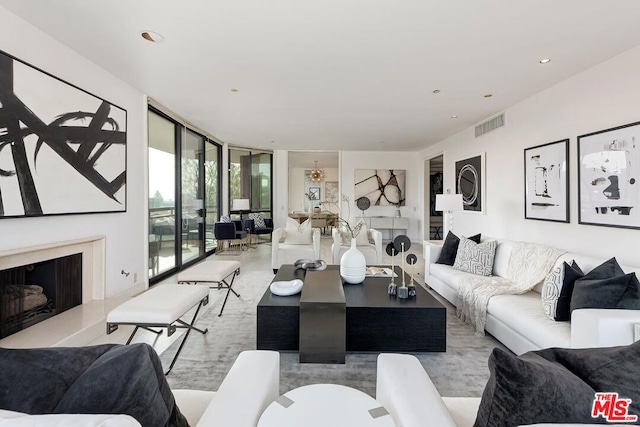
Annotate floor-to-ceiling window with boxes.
[229,148,273,218]
[148,110,178,278]
[149,107,221,282]
[204,142,219,252]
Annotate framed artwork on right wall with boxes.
[524,139,569,223]
[578,120,640,229]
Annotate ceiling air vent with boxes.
[475,113,505,137]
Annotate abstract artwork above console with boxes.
[524,139,569,223]
[0,50,127,218]
[578,121,640,229]
[354,169,405,206]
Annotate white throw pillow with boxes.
[453,237,497,276]
[541,263,564,320]
[340,224,369,246]
[284,218,312,244]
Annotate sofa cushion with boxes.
[491,239,515,279]
[571,257,640,313]
[487,292,571,349]
[453,238,497,276]
[542,261,584,321]
[474,341,640,427]
[436,232,481,266]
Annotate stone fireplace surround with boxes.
[0,236,145,349]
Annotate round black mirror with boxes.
[385,242,398,256]
[356,197,371,211]
[393,235,411,252]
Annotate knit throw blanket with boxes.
[456,242,566,335]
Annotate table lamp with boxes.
[435,191,463,234]
[232,198,250,220]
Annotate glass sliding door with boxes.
[229,148,273,219]
[148,110,178,279]
[204,142,219,253]
[181,130,205,264]
[252,152,272,218]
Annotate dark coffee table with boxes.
[257,265,446,353]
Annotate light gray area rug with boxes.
[161,269,507,397]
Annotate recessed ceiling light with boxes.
[231,88,238,92]
[484,94,493,98]
[451,115,458,119]
[432,90,441,94]
[539,58,551,64]
[140,31,164,43]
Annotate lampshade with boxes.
[435,194,463,212]
[232,198,250,211]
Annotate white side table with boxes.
[258,384,395,427]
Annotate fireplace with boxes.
[0,253,82,339]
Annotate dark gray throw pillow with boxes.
[0,343,188,427]
[555,261,584,321]
[570,257,640,313]
[435,232,481,266]
[474,341,640,427]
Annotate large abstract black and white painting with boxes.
[578,121,640,229]
[354,169,405,206]
[524,139,569,222]
[0,50,126,218]
[455,154,484,212]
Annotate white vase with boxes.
[340,238,366,284]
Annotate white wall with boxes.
[0,8,147,297]
[420,45,640,267]
[287,167,339,212]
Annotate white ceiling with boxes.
[3,1,640,152]
[288,151,339,168]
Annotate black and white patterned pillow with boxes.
[220,215,231,223]
[249,213,266,228]
[542,264,564,320]
[541,261,584,321]
[452,237,497,276]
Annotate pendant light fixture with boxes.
[309,160,325,182]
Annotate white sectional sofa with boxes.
[424,237,640,355]
[377,353,632,427]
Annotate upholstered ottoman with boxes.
[106,284,210,374]
[177,260,241,316]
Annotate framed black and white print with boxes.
[0,50,127,218]
[578,121,640,229]
[524,139,569,222]
[308,187,320,200]
[455,154,484,213]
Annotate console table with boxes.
[360,216,409,240]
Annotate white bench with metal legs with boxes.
[106,284,210,375]
[177,259,241,317]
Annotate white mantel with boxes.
[0,236,106,303]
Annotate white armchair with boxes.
[331,227,383,265]
[271,219,321,273]
[174,350,280,427]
